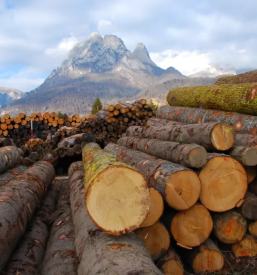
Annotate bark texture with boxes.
[166,83,257,115]
[0,165,27,187]
[156,105,257,135]
[228,146,257,166]
[5,180,61,274]
[125,122,234,151]
[40,180,78,275]
[118,136,207,168]
[68,162,163,275]
[216,70,257,85]
[0,161,55,270]
[104,143,201,211]
[0,146,22,173]
[82,142,150,236]
[147,117,185,127]
[235,133,257,147]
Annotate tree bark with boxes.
[118,136,207,168]
[232,234,257,257]
[68,161,163,275]
[0,165,27,187]
[82,142,150,236]
[125,122,234,151]
[156,105,257,135]
[0,161,55,270]
[199,153,248,212]
[135,221,170,261]
[40,180,78,275]
[185,239,224,272]
[216,70,257,85]
[157,247,184,275]
[240,191,257,220]
[228,146,257,166]
[166,83,257,115]
[235,133,257,147]
[213,211,247,244]
[104,143,201,211]
[5,179,61,274]
[0,146,21,172]
[147,117,184,127]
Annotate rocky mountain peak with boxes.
[133,42,157,67]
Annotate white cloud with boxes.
[0,77,44,92]
[97,19,114,34]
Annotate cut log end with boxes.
[211,123,235,151]
[86,166,150,235]
[249,221,257,238]
[165,170,201,210]
[245,166,256,184]
[135,221,170,261]
[140,188,164,228]
[188,146,207,168]
[171,204,213,247]
[242,147,257,166]
[232,234,257,258]
[199,156,247,212]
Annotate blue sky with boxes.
[0,0,257,92]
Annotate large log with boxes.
[40,180,78,275]
[228,146,257,166]
[0,165,27,187]
[82,143,150,236]
[125,123,234,151]
[216,70,257,85]
[162,204,213,248]
[0,146,21,173]
[104,143,201,211]
[156,105,257,135]
[166,83,257,115]
[157,248,184,275]
[118,136,207,168]
[199,153,248,212]
[235,133,257,147]
[0,161,55,270]
[68,161,163,275]
[213,211,247,244]
[5,180,61,274]
[240,191,257,220]
[186,239,224,272]
[232,234,257,257]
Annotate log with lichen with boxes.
[117,136,207,168]
[216,70,257,85]
[166,82,257,115]
[104,143,201,211]
[68,161,163,275]
[82,142,151,236]
[157,105,257,135]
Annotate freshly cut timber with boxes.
[235,133,257,147]
[232,234,257,257]
[157,248,184,275]
[0,165,27,187]
[68,162,163,275]
[199,154,247,212]
[162,204,213,248]
[125,122,235,151]
[135,221,170,261]
[147,117,184,127]
[156,105,257,135]
[245,166,256,183]
[40,180,78,275]
[166,83,257,115]
[186,239,224,272]
[228,146,257,166]
[240,192,257,220]
[140,188,164,227]
[82,143,150,236]
[117,136,207,168]
[249,221,257,238]
[0,161,55,270]
[216,70,257,85]
[104,143,201,211]
[5,180,61,275]
[213,211,247,244]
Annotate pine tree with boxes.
[91,97,103,115]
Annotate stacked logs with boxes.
[100,114,257,274]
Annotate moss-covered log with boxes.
[40,180,78,275]
[213,211,247,244]
[0,161,55,270]
[104,143,201,211]
[0,165,27,187]
[166,82,257,115]
[228,146,257,166]
[117,136,207,168]
[157,247,184,275]
[186,239,224,272]
[199,153,248,212]
[125,122,234,151]
[82,142,150,236]
[216,70,257,85]
[68,161,163,275]
[156,105,257,135]
[5,180,61,274]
